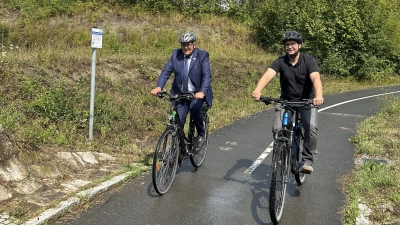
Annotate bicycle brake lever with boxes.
[187,93,195,100]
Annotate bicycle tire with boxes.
[190,114,209,168]
[152,128,180,195]
[269,140,288,224]
[294,128,306,185]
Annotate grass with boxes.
[342,96,400,224]
[1,4,400,224]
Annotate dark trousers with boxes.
[272,105,318,165]
[176,98,205,136]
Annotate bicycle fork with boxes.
[274,139,291,183]
[174,127,191,167]
[280,131,298,175]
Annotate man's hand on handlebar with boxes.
[251,90,262,101]
[195,92,205,99]
[313,96,324,106]
[151,87,162,96]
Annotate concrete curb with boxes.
[23,172,131,225]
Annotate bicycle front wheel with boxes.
[190,114,209,168]
[152,128,180,195]
[269,140,288,224]
[294,131,306,185]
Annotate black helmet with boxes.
[179,32,196,43]
[281,31,303,44]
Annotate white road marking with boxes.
[244,142,274,174]
[319,91,400,112]
[245,90,400,174]
[321,112,366,117]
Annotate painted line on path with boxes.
[319,91,400,112]
[245,90,400,174]
[244,142,274,174]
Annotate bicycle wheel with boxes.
[294,128,306,185]
[190,114,209,168]
[269,140,288,224]
[152,128,180,195]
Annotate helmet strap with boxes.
[288,51,299,58]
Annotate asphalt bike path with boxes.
[54,85,400,225]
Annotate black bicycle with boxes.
[152,91,210,195]
[259,96,312,224]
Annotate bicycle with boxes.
[152,91,210,195]
[258,96,312,224]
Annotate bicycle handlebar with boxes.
[156,91,195,102]
[259,96,313,107]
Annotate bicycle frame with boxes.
[275,105,301,173]
[164,93,196,162]
[263,98,311,173]
[259,96,311,223]
[152,91,209,195]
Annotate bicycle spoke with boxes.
[190,114,209,168]
[269,141,287,224]
[152,129,179,195]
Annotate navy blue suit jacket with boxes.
[156,48,213,107]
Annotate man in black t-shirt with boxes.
[252,31,324,173]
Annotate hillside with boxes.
[0,8,279,221]
[1,4,399,223]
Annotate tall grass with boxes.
[342,96,400,224]
[1,3,400,224]
[1,7,399,164]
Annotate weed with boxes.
[345,98,400,224]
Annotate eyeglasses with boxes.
[181,42,194,47]
[284,43,297,48]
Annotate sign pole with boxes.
[89,26,103,141]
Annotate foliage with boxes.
[3,0,399,80]
[0,1,400,223]
[0,23,10,47]
[0,0,399,150]
[251,0,400,79]
[344,97,400,224]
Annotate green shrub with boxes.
[252,0,400,78]
[0,23,10,46]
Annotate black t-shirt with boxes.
[270,53,320,101]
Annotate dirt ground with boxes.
[0,128,127,223]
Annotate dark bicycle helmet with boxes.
[179,32,196,43]
[281,31,303,44]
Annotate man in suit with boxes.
[151,32,213,147]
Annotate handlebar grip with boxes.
[156,91,168,98]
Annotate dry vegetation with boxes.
[1,4,400,224]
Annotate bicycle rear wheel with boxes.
[269,140,288,224]
[190,113,209,168]
[152,128,180,195]
[294,131,306,185]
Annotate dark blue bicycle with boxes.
[259,96,312,224]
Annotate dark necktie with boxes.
[182,56,190,92]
